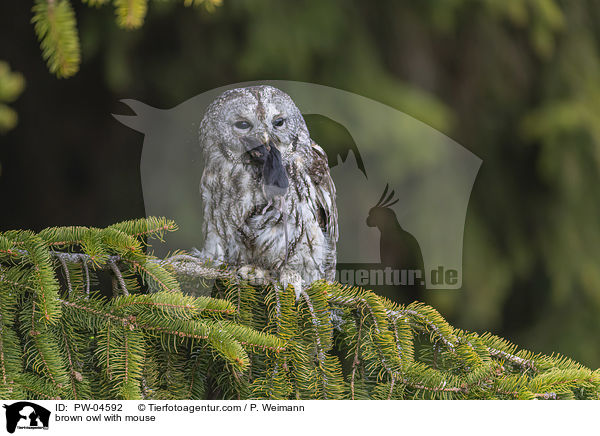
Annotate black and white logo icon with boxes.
[3,402,50,434]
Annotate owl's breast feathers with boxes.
[200,139,338,283]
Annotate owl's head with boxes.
[198,85,310,162]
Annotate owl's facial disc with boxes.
[207,87,306,160]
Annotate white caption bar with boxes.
[1,400,596,436]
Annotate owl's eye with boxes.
[272,117,285,128]
[234,120,252,130]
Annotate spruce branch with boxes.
[1,217,598,400]
[31,0,81,78]
[113,0,148,29]
[108,259,129,296]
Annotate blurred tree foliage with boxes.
[0,61,25,176]
[1,0,600,368]
[0,62,24,134]
[30,0,222,77]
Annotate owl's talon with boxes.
[280,269,303,301]
[189,247,203,258]
[237,265,270,286]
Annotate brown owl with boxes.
[197,85,338,299]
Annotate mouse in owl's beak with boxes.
[241,136,289,196]
[241,135,290,265]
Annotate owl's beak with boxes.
[241,136,260,152]
[240,134,274,153]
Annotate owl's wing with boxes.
[308,140,338,244]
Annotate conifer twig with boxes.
[350,316,363,400]
[108,259,129,296]
[57,254,73,295]
[80,254,91,297]
[488,347,537,373]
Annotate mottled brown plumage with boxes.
[197,86,338,298]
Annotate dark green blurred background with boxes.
[1,1,599,367]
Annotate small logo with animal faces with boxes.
[3,402,50,433]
